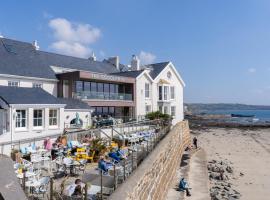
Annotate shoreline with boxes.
[192,127,270,200]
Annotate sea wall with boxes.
[109,120,191,200]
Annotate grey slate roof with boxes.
[0,155,28,200]
[0,86,64,105]
[110,62,170,79]
[0,38,119,80]
[144,62,170,79]
[58,98,91,110]
[110,70,144,78]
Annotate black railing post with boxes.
[22,169,26,192]
[84,183,88,200]
[113,164,116,190]
[50,177,53,200]
[123,159,126,181]
[100,170,103,200]
[131,150,134,171]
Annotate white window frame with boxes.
[171,106,176,117]
[33,109,43,129]
[158,86,163,100]
[15,110,27,130]
[145,83,150,98]
[32,83,43,88]
[8,81,19,87]
[170,86,175,100]
[164,86,169,101]
[49,109,58,128]
[158,106,163,112]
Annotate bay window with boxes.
[159,86,163,100]
[171,106,176,117]
[164,86,169,100]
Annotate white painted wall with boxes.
[0,76,58,96]
[0,106,65,144]
[136,63,184,125]
[135,73,153,117]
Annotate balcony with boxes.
[74,91,133,101]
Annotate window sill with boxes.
[15,128,28,132]
[33,127,44,131]
[48,126,59,130]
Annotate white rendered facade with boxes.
[135,62,185,125]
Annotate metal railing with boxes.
[74,91,133,101]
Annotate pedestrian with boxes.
[193,137,198,149]
[179,178,191,196]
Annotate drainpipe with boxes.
[10,105,13,151]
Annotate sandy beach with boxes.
[194,128,270,200]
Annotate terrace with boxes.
[2,119,171,200]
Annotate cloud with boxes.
[50,41,92,58]
[138,51,156,65]
[248,68,256,73]
[48,18,101,58]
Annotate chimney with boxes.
[88,52,96,61]
[32,40,40,50]
[108,56,120,70]
[131,55,140,71]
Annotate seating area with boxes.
[10,121,169,199]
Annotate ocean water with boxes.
[206,109,270,123]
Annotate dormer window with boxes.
[8,81,19,87]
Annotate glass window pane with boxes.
[159,86,163,100]
[90,82,97,92]
[84,82,90,91]
[97,83,103,92]
[76,81,83,92]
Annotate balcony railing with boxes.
[74,91,133,101]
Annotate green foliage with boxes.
[145,111,172,120]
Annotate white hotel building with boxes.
[0,37,185,149]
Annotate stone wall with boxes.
[109,120,191,200]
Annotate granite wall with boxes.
[109,120,191,200]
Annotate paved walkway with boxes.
[188,149,210,200]
[166,149,210,200]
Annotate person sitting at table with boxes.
[108,150,121,162]
[98,156,112,173]
[66,179,83,197]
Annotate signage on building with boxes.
[90,73,128,82]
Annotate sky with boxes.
[1,0,270,105]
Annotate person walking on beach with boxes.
[179,178,191,196]
[193,137,198,149]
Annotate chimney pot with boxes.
[32,40,40,50]
[131,54,140,71]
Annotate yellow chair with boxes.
[86,151,95,163]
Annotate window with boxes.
[170,86,175,99]
[145,83,150,98]
[84,82,90,91]
[159,106,163,112]
[33,83,43,88]
[15,110,26,128]
[145,105,151,114]
[8,81,19,87]
[158,86,163,100]
[90,82,97,92]
[63,80,69,98]
[171,106,176,117]
[49,109,58,126]
[75,81,83,92]
[164,106,168,114]
[164,86,169,100]
[33,110,43,127]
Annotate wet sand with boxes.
[195,128,270,200]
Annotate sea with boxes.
[205,109,270,124]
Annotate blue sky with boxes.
[1,0,270,105]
